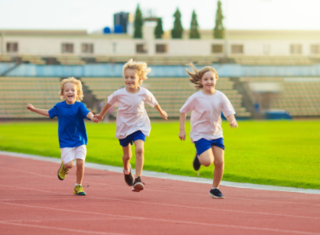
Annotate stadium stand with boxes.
[55,56,85,65]
[0,77,61,118]
[240,77,320,117]
[0,63,16,75]
[230,56,313,66]
[20,55,46,65]
[81,77,251,118]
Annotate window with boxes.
[6,42,18,53]
[156,44,167,53]
[231,44,243,54]
[82,43,94,53]
[290,44,302,54]
[310,44,320,54]
[136,44,147,53]
[62,43,74,53]
[211,44,223,53]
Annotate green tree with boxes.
[213,0,225,39]
[189,10,200,39]
[171,8,183,39]
[154,18,164,39]
[134,4,143,38]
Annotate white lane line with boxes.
[0,221,128,235]
[1,151,320,195]
[1,202,320,235]
[1,184,319,221]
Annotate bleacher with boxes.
[0,77,61,118]
[240,77,320,117]
[231,56,313,66]
[81,77,251,118]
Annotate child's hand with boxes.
[229,120,238,128]
[179,130,186,141]
[160,110,168,120]
[26,104,35,111]
[93,114,103,123]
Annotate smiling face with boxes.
[200,71,217,93]
[62,82,77,104]
[124,69,141,90]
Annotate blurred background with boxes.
[1,0,320,120]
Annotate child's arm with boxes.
[86,112,94,120]
[226,114,238,128]
[93,103,113,123]
[179,113,187,141]
[26,104,49,117]
[154,104,168,120]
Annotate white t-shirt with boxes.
[108,87,158,139]
[180,90,236,142]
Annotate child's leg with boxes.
[122,144,132,171]
[133,139,144,177]
[198,149,214,167]
[64,161,73,169]
[211,146,225,188]
[76,159,84,185]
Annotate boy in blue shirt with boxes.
[27,77,95,196]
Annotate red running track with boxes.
[1,153,320,235]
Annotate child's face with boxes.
[124,69,141,89]
[200,71,217,92]
[63,82,77,104]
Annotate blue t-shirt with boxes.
[48,101,90,148]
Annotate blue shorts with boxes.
[119,131,146,147]
[194,138,225,156]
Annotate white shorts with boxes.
[60,145,87,164]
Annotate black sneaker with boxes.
[124,165,134,186]
[193,153,201,171]
[209,188,225,199]
[132,176,145,192]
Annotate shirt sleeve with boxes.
[107,91,119,107]
[144,90,158,108]
[79,103,91,118]
[221,93,236,117]
[180,95,196,113]
[48,105,58,119]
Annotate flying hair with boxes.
[59,77,84,101]
[186,63,219,89]
[123,58,151,85]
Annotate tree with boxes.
[189,10,200,39]
[171,8,183,39]
[154,18,164,39]
[134,4,143,38]
[213,0,225,39]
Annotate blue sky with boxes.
[0,0,319,32]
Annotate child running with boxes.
[179,63,238,199]
[26,77,95,196]
[94,59,167,192]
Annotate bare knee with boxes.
[76,160,84,168]
[122,153,132,161]
[214,159,224,169]
[201,158,213,167]
[135,147,144,157]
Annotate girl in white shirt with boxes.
[94,59,167,192]
[179,63,238,199]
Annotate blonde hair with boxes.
[123,58,151,85]
[186,63,219,89]
[59,77,84,101]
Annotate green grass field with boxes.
[0,120,319,189]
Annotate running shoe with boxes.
[74,185,86,196]
[193,153,201,171]
[124,164,134,186]
[209,188,225,199]
[57,161,69,180]
[132,176,145,192]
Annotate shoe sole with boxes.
[132,182,144,192]
[193,154,201,171]
[209,192,225,199]
[73,191,86,196]
[124,173,134,186]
